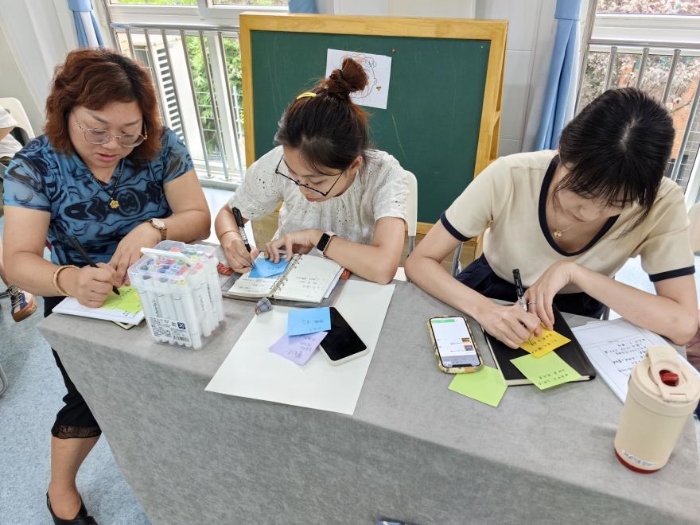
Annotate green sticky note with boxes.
[448,366,508,407]
[102,286,142,314]
[511,352,581,390]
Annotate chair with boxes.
[0,96,35,145]
[451,243,464,277]
[394,170,418,281]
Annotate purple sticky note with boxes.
[269,331,328,366]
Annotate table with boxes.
[39,282,700,525]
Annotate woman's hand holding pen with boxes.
[479,302,542,349]
[62,264,118,308]
[524,260,578,330]
[221,230,260,273]
[109,222,162,286]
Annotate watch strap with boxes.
[316,231,336,256]
[149,218,167,242]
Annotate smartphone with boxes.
[321,307,368,365]
[428,316,483,373]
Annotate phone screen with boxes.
[430,316,480,368]
[321,307,367,362]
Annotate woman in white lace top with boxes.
[215,57,412,284]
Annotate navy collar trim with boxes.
[538,156,619,257]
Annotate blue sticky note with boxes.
[288,307,331,336]
[249,257,289,278]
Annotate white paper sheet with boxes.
[326,49,392,109]
[205,280,395,414]
[572,318,700,403]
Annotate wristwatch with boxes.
[316,231,336,257]
[148,218,167,242]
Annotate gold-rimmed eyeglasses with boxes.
[274,157,344,197]
[75,118,147,148]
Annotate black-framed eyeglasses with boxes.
[75,118,147,148]
[274,157,344,197]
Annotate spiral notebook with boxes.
[223,254,344,304]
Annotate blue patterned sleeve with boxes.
[2,149,51,211]
[160,128,195,184]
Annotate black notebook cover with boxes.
[483,305,596,386]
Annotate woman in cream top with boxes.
[406,88,696,348]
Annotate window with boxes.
[577,0,700,203]
[102,0,288,187]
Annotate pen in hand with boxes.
[513,268,535,343]
[231,206,255,267]
[512,268,527,311]
[68,236,121,296]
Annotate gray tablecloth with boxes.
[39,282,700,525]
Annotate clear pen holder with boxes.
[128,240,224,349]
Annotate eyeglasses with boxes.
[275,157,344,197]
[75,118,147,148]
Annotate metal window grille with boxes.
[111,24,246,189]
[577,8,700,199]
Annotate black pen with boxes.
[68,236,121,296]
[231,206,255,267]
[512,268,527,311]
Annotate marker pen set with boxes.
[128,240,224,349]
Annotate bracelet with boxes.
[218,229,242,243]
[52,265,77,297]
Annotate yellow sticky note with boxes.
[448,366,508,407]
[102,286,142,314]
[511,352,581,390]
[519,329,570,358]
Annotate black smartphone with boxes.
[321,307,368,365]
[428,316,483,373]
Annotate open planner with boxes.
[223,254,344,304]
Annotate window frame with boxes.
[106,1,287,27]
[102,0,288,188]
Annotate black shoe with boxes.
[46,492,98,525]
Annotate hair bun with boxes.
[324,57,368,97]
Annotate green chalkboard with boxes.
[241,14,507,227]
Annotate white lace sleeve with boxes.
[228,148,285,220]
[370,152,410,222]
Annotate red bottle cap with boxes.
[659,369,679,386]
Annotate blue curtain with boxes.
[289,0,317,13]
[67,0,105,48]
[533,0,582,150]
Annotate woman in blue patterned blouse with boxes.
[3,49,210,524]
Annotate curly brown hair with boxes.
[45,48,162,160]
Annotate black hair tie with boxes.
[329,71,351,95]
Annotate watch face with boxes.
[317,233,330,252]
[151,218,166,230]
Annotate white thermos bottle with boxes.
[614,346,700,473]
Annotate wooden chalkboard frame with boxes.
[240,13,507,234]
